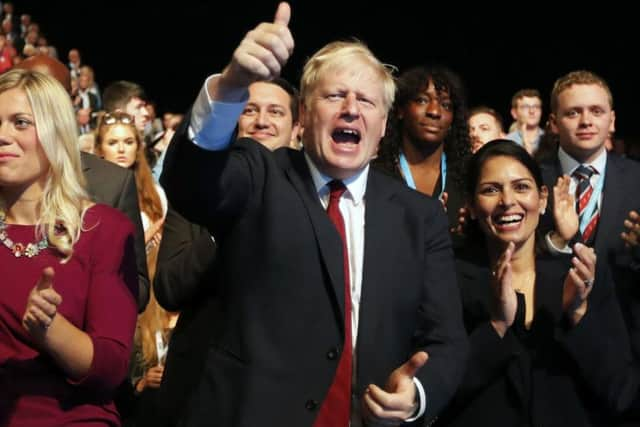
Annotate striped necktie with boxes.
[573,164,599,243]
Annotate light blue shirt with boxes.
[506,127,544,153]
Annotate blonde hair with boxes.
[300,40,396,112]
[550,70,613,113]
[0,69,89,261]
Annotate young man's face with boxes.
[511,96,542,128]
[551,84,615,163]
[237,81,299,151]
[468,112,503,152]
[124,96,150,132]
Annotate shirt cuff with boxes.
[404,376,426,422]
[189,74,247,151]
[545,231,572,255]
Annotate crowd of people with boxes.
[1,1,640,427]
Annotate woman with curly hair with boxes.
[374,65,471,230]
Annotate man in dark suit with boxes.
[153,77,302,427]
[539,70,640,422]
[160,3,467,426]
[16,55,150,312]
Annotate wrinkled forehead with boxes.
[316,59,387,98]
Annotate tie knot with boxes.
[573,164,596,181]
[328,180,347,201]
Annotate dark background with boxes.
[25,1,637,140]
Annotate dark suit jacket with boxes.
[81,152,150,311]
[439,251,631,427]
[153,206,219,427]
[160,126,469,426]
[539,151,640,422]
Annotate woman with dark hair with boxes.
[374,65,471,229]
[440,140,632,426]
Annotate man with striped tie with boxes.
[539,70,640,422]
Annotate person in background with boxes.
[153,75,301,427]
[506,88,544,155]
[468,105,505,153]
[539,70,640,425]
[373,65,472,243]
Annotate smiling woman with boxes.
[438,139,632,426]
[0,69,138,427]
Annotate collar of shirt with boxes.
[558,145,607,176]
[303,151,368,207]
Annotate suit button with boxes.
[326,347,339,360]
[305,399,318,411]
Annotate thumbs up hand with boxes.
[362,351,429,425]
[22,267,63,337]
[220,2,294,91]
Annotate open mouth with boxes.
[494,213,524,226]
[332,127,361,144]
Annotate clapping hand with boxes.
[622,210,640,248]
[552,175,579,246]
[22,267,62,339]
[489,242,517,337]
[562,243,596,325]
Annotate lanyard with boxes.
[398,151,447,199]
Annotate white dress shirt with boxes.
[188,75,426,422]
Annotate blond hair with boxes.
[550,70,613,113]
[0,69,89,261]
[300,40,396,112]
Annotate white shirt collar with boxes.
[558,145,607,176]
[303,151,368,206]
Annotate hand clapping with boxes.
[22,267,62,338]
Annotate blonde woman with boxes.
[0,69,138,426]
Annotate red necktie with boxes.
[313,180,352,427]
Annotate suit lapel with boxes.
[358,172,404,347]
[285,152,348,324]
[596,153,626,255]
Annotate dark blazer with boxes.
[160,126,469,426]
[439,251,631,427]
[539,152,640,354]
[539,151,640,422]
[81,152,150,311]
[153,206,219,427]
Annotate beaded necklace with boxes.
[0,211,49,258]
